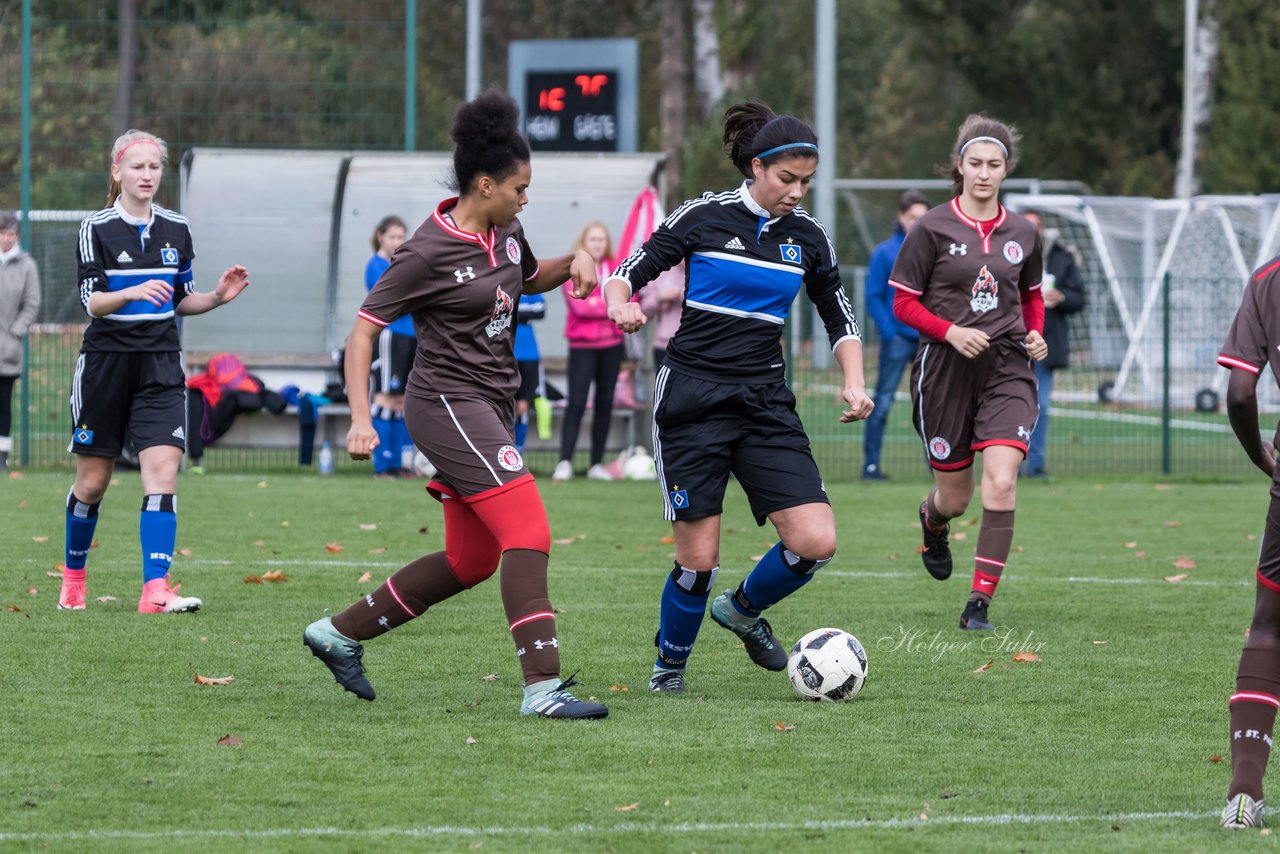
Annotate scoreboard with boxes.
[524,70,619,152]
[509,39,637,153]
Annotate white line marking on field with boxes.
[823,570,1250,587]
[0,809,1239,842]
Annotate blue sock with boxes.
[139,494,177,584]
[514,413,528,451]
[371,416,396,473]
[390,414,411,470]
[736,542,829,616]
[656,563,717,669]
[64,489,100,571]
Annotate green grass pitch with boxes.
[1,469,1275,851]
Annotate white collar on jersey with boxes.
[738,181,771,218]
[113,199,155,243]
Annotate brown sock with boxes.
[331,551,464,641]
[1229,645,1280,800]
[924,488,951,531]
[970,508,1014,605]
[499,549,560,685]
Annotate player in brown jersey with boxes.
[303,91,608,720]
[1216,255,1280,827]
[888,114,1047,632]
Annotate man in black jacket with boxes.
[1022,210,1085,478]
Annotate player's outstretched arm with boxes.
[833,338,873,423]
[1227,368,1277,477]
[176,265,251,316]
[344,317,381,460]
[526,249,595,295]
[603,278,646,333]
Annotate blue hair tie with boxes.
[755,142,819,160]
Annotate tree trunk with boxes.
[691,0,724,120]
[658,0,687,211]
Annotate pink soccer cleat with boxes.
[138,576,202,614]
[57,566,87,610]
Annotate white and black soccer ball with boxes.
[623,447,657,481]
[786,627,868,702]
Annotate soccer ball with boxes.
[786,627,868,702]
[623,447,657,480]
[411,451,437,479]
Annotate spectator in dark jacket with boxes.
[861,190,929,480]
[1022,210,1085,478]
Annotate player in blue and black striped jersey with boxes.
[603,100,874,694]
[58,129,250,615]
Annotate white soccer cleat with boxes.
[1222,793,1264,828]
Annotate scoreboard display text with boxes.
[524,70,619,152]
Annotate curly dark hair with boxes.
[448,89,531,194]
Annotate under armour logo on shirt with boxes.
[949,243,968,256]
[454,266,476,282]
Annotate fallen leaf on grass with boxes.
[1172,558,1197,570]
[8,470,24,479]
[1124,541,1137,549]
[974,660,994,673]
[252,540,267,547]
[1135,550,1148,558]
[195,674,235,685]
[773,721,795,731]
[257,480,268,489]
[357,571,373,583]
[1208,754,1224,763]
[27,585,37,597]
[749,554,763,561]
[961,518,979,526]
[368,548,386,555]
[660,535,676,545]
[95,596,117,603]
[888,553,898,561]
[1164,520,1182,528]
[609,685,630,692]
[418,526,429,534]
[18,500,28,509]
[1246,628,1252,639]
[915,544,927,554]
[952,531,968,541]
[918,813,930,821]
[46,571,63,578]
[1248,534,1258,541]
[1012,652,1041,663]
[481,674,499,682]
[615,802,640,812]
[280,520,290,527]
[552,537,578,545]
[31,536,48,543]
[6,604,21,612]
[179,548,192,557]
[325,542,344,554]
[465,736,478,746]
[261,570,287,582]
[359,523,378,531]
[1015,545,1025,553]
[1163,574,1189,583]
[243,575,264,584]
[1092,640,1109,645]
[216,734,241,746]
[1154,484,1175,491]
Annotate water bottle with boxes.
[318,440,335,475]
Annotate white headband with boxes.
[959,135,1009,158]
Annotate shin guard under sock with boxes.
[139,494,177,584]
[970,508,1014,605]
[499,549,559,685]
[65,490,100,571]
[656,563,717,668]
[738,542,828,615]
[1229,643,1280,800]
[331,551,463,641]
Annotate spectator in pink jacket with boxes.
[554,222,624,481]
[638,262,685,371]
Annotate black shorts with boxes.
[910,337,1038,471]
[516,359,543,403]
[651,365,828,526]
[372,329,416,396]
[69,350,186,457]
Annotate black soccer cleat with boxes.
[919,501,953,580]
[303,616,376,701]
[709,591,788,671]
[521,673,609,719]
[959,598,995,631]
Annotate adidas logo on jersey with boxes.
[117,250,133,263]
[171,426,185,440]
[724,237,746,251]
